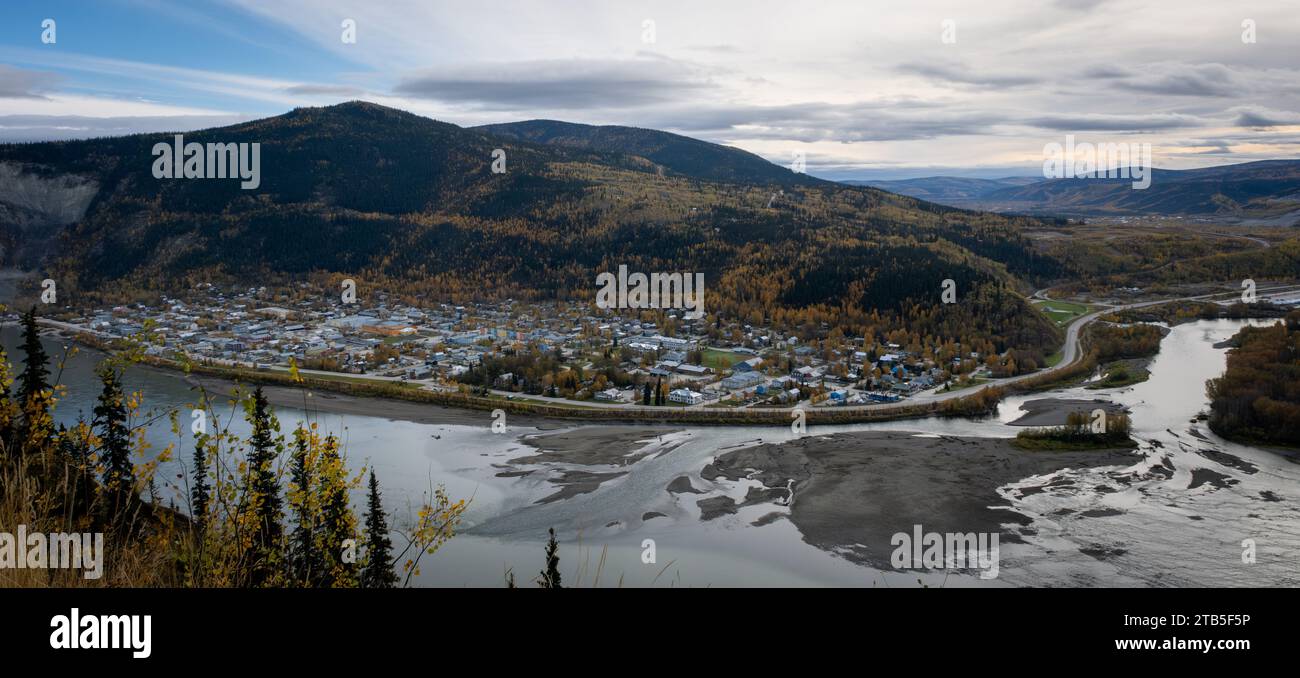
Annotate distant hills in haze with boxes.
[846,176,1044,203]
[849,160,1300,222]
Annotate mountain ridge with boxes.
[0,101,1063,353]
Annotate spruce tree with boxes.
[642,382,651,406]
[360,470,397,588]
[18,307,50,409]
[287,431,319,585]
[93,366,133,522]
[190,435,210,536]
[243,387,284,585]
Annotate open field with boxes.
[1034,299,1092,326]
[700,347,746,370]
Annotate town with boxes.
[25,282,1001,413]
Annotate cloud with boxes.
[283,84,367,97]
[631,100,1002,143]
[1113,63,1243,97]
[393,58,714,110]
[1232,106,1300,128]
[1053,0,1111,10]
[0,113,253,142]
[896,62,1040,88]
[1081,65,1131,80]
[0,65,57,99]
[1023,113,1202,132]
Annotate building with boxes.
[721,371,764,390]
[675,363,711,377]
[668,388,704,405]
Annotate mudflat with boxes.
[700,431,1140,569]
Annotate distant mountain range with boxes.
[849,160,1300,222]
[0,101,1061,351]
[845,176,1043,203]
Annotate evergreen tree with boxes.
[642,382,651,406]
[18,307,50,410]
[360,470,397,588]
[190,435,210,536]
[243,387,284,585]
[538,527,562,588]
[287,431,319,585]
[93,366,134,522]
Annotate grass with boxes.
[1085,362,1150,390]
[1036,299,1095,367]
[483,393,598,409]
[700,347,746,371]
[1034,299,1092,327]
[939,376,988,393]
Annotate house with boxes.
[794,365,823,383]
[675,363,711,377]
[595,388,623,402]
[668,388,704,405]
[661,350,688,363]
[722,371,764,390]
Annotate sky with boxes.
[2,0,1299,180]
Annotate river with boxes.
[4,318,1297,587]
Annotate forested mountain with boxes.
[0,101,1062,352]
[846,176,1043,204]
[476,119,823,186]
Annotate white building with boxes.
[668,388,704,405]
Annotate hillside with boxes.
[846,176,1043,205]
[476,119,823,186]
[0,101,1063,353]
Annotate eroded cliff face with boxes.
[0,162,99,266]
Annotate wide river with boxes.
[5,318,1297,587]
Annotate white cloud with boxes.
[5,0,1300,171]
